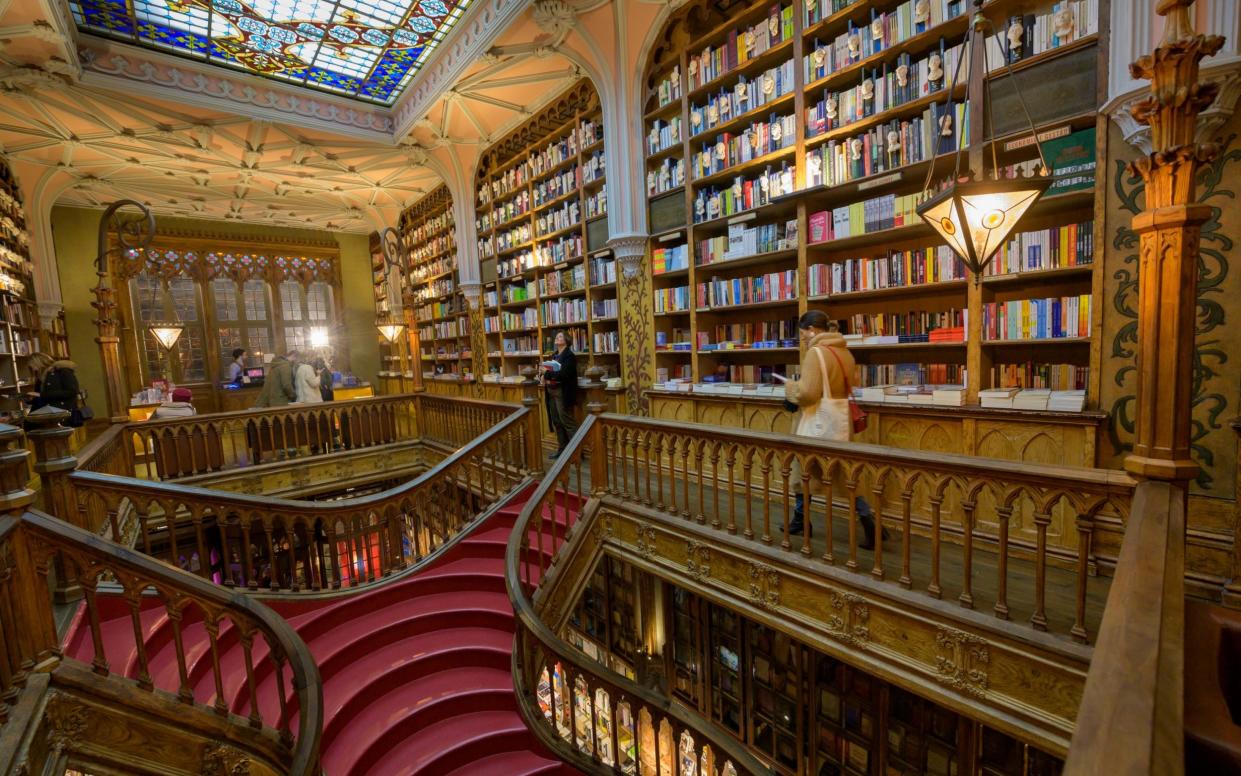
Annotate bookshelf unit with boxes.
[398,186,468,387]
[641,0,1107,422]
[0,158,39,407]
[473,80,617,391]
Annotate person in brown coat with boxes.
[783,311,879,547]
[254,352,298,408]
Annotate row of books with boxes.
[692,163,797,223]
[536,200,580,236]
[653,245,690,275]
[594,331,620,353]
[492,190,530,226]
[501,309,539,330]
[808,247,965,295]
[804,0,966,79]
[984,220,1094,276]
[808,191,923,242]
[854,363,964,388]
[993,362,1088,391]
[691,113,797,180]
[807,101,969,189]
[583,150,606,183]
[410,234,454,263]
[535,234,582,266]
[593,299,618,319]
[479,160,528,205]
[698,319,798,349]
[406,210,452,244]
[530,129,582,181]
[698,220,797,266]
[648,117,682,155]
[655,329,692,351]
[984,1,1098,70]
[590,256,617,285]
[690,58,797,139]
[411,256,454,284]
[538,264,587,296]
[703,363,799,385]
[496,222,532,252]
[540,299,590,325]
[653,66,682,109]
[981,296,1092,341]
[534,167,580,206]
[584,186,607,219]
[696,270,798,308]
[980,386,1086,412]
[844,308,965,338]
[686,4,795,92]
[647,157,685,196]
[655,285,691,313]
[805,41,967,138]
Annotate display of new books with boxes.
[932,386,966,406]
[1012,388,1051,410]
[979,387,1020,408]
[1049,389,1086,412]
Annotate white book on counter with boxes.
[1013,388,1052,410]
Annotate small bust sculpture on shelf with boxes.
[896,63,910,88]
[849,136,864,161]
[1053,7,1075,41]
[1007,16,1025,61]
[886,129,902,158]
[860,77,875,101]
[825,94,838,120]
[847,31,861,58]
[927,52,944,85]
[812,47,826,67]
[939,113,953,138]
[914,0,930,27]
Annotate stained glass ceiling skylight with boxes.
[69,0,471,105]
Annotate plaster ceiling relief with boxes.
[0,78,439,231]
[67,0,473,106]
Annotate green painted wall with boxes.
[48,205,379,417]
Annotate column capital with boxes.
[607,234,648,280]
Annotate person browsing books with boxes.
[542,331,579,460]
[783,311,883,548]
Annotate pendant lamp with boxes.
[915,0,1054,279]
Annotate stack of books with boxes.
[932,386,966,406]
[1049,390,1086,412]
[929,326,966,343]
[1013,388,1052,410]
[979,387,1021,408]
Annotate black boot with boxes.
[787,494,806,536]
[857,497,887,550]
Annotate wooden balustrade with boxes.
[591,415,1134,645]
[68,405,534,592]
[507,416,772,776]
[1063,480,1185,775]
[73,393,518,483]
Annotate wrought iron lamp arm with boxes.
[93,200,155,285]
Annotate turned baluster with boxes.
[759,454,772,545]
[871,479,885,581]
[694,440,706,525]
[899,489,913,589]
[1030,511,1051,631]
[81,579,109,676]
[779,456,792,551]
[204,615,228,715]
[272,649,293,746]
[643,432,653,507]
[845,476,860,571]
[167,602,192,703]
[725,447,737,534]
[653,434,666,511]
[710,443,722,530]
[240,628,262,728]
[680,437,691,520]
[822,462,835,565]
[799,460,811,557]
[928,495,944,599]
[1071,511,1093,644]
[995,505,1013,620]
[959,500,976,609]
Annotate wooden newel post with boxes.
[26,407,79,526]
[1123,0,1225,483]
[521,367,543,474]
[25,407,83,604]
[0,424,35,517]
[585,367,607,495]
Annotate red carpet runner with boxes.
[64,493,582,776]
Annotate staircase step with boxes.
[362,710,534,776]
[441,749,568,776]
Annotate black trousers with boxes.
[548,387,580,451]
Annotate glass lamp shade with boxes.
[148,324,184,351]
[377,322,405,344]
[917,175,1051,276]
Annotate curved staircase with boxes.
[64,494,581,776]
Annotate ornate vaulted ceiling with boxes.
[68,0,471,105]
[0,0,608,233]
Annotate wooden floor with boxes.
[581,460,1110,645]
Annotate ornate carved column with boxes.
[461,281,488,397]
[1124,2,1226,482]
[92,200,154,423]
[610,235,652,416]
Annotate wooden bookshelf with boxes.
[641,0,1107,408]
[473,80,618,386]
[398,185,469,384]
[0,158,40,407]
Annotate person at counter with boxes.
[227,348,247,385]
[254,351,298,408]
[152,387,197,419]
[316,357,334,402]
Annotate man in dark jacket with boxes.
[543,331,579,459]
[254,352,298,408]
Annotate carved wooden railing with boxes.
[1063,480,1184,775]
[68,404,535,592]
[593,415,1134,645]
[74,393,516,482]
[507,415,773,775]
[0,508,322,774]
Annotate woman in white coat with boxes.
[782,311,879,547]
[295,360,324,404]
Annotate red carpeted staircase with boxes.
[63,493,581,776]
